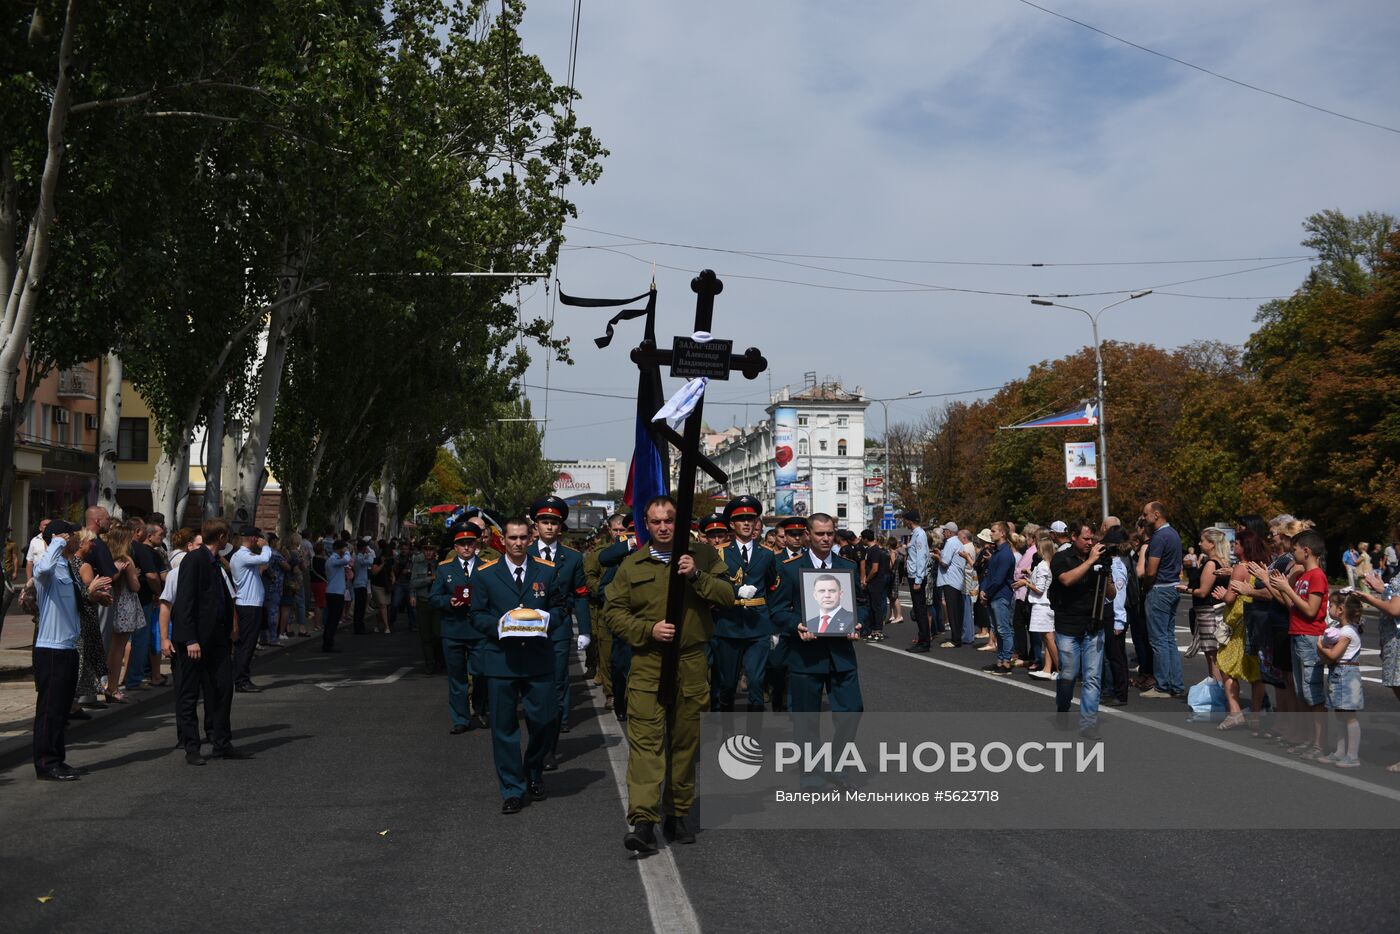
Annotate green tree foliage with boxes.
[900,211,1400,552]
[449,396,555,520]
[5,0,602,533]
[1241,223,1400,540]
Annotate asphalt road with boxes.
[2,621,1398,933]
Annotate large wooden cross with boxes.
[628,269,767,706]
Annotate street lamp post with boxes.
[872,390,923,524]
[1030,291,1152,522]
[793,425,815,513]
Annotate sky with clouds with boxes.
[513,0,1400,461]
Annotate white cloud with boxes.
[516,0,1400,460]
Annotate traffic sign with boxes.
[880,518,897,531]
[883,503,894,516]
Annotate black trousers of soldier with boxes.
[765,660,789,712]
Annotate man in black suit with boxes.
[804,573,855,635]
[171,518,250,764]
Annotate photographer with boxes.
[1049,522,1117,740]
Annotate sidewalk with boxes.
[0,618,317,768]
[1,609,38,678]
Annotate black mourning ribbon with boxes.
[557,284,656,348]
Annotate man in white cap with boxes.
[1050,520,1071,552]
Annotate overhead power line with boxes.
[571,242,1309,299]
[522,382,1011,405]
[563,222,1316,268]
[1013,0,1400,135]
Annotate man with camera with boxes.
[1049,522,1116,740]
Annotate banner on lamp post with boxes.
[773,406,798,515]
[1064,441,1098,490]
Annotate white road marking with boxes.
[586,681,703,934]
[866,641,1400,804]
[314,666,412,691]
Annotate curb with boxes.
[0,635,321,772]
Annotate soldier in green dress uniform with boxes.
[701,513,734,712]
[713,496,781,711]
[598,513,637,721]
[528,496,592,761]
[766,516,810,710]
[605,496,735,852]
[583,530,608,685]
[468,517,568,814]
[430,524,488,732]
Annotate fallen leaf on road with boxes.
[378,830,390,836]
[37,892,54,904]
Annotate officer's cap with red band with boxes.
[530,495,569,523]
[724,495,764,522]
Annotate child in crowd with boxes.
[1261,529,1329,758]
[1316,593,1364,767]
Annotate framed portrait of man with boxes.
[799,568,857,636]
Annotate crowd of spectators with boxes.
[20,511,423,780]
[837,505,1400,757]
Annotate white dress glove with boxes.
[737,585,758,599]
[577,634,591,651]
[770,634,780,648]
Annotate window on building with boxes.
[837,477,848,493]
[798,438,808,455]
[39,403,50,443]
[55,409,70,446]
[837,439,848,456]
[118,417,149,462]
[797,415,808,426]
[837,415,848,427]
[818,439,828,452]
[837,504,848,520]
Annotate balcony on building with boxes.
[56,365,97,400]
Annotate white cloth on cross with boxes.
[652,377,709,429]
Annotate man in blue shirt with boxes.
[32,521,85,780]
[351,539,375,635]
[1139,501,1185,698]
[903,511,932,652]
[229,526,272,692]
[980,522,1016,674]
[321,540,352,652]
[937,521,969,648]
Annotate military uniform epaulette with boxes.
[531,556,555,567]
[438,557,456,566]
[478,559,499,570]
[783,554,803,564]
